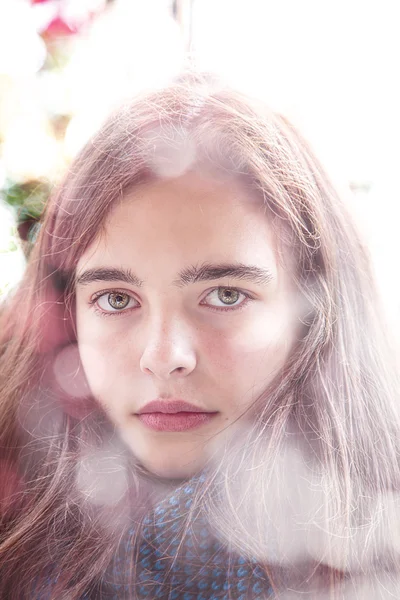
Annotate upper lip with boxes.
[137,399,215,414]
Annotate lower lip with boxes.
[137,412,217,432]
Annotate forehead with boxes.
[78,171,278,274]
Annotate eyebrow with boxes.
[75,262,275,289]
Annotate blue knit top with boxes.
[33,475,274,599]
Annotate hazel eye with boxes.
[108,292,130,309]
[216,288,240,305]
[204,287,252,311]
[98,292,133,311]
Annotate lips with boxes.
[136,399,218,432]
[137,399,211,415]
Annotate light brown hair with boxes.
[1,70,399,598]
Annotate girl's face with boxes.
[75,171,301,478]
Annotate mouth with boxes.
[135,399,218,432]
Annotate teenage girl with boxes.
[1,71,399,599]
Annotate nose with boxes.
[139,314,197,380]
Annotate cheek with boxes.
[77,341,110,401]
[204,308,295,396]
[76,316,132,405]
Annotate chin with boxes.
[141,455,202,480]
[119,428,209,480]
[131,444,206,480]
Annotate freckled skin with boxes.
[76,171,300,478]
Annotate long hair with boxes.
[1,70,399,598]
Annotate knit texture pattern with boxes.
[34,475,274,599]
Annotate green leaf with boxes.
[2,179,51,221]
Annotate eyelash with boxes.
[88,287,255,318]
